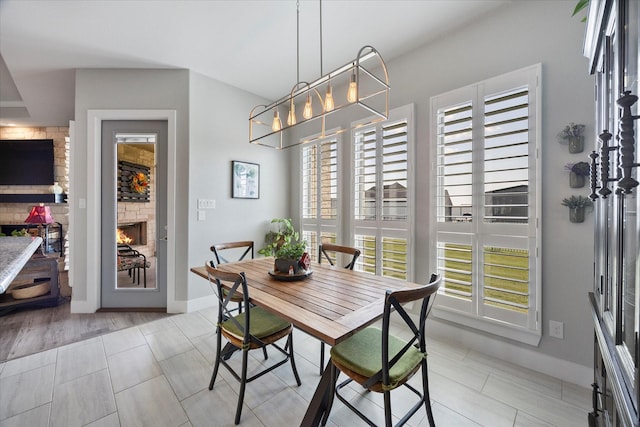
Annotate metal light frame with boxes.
[249,45,390,149]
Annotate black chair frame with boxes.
[211,241,254,265]
[319,243,361,269]
[210,241,255,314]
[117,244,148,288]
[207,265,301,425]
[318,243,361,374]
[321,274,441,427]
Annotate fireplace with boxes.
[117,222,147,246]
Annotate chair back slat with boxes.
[211,241,254,265]
[319,243,361,270]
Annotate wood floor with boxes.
[0,299,172,362]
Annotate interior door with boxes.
[101,120,167,308]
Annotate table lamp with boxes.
[25,204,54,254]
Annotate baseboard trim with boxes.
[427,317,592,388]
[186,294,216,313]
[97,307,167,313]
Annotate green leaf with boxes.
[572,0,589,17]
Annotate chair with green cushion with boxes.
[206,264,302,425]
[321,274,441,427]
[317,243,361,375]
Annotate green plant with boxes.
[572,0,589,22]
[565,161,590,176]
[257,218,306,258]
[558,123,585,141]
[561,195,593,208]
[275,241,306,260]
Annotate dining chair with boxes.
[210,241,254,313]
[206,264,302,425]
[116,244,149,288]
[317,243,361,374]
[321,274,442,427]
[319,243,361,269]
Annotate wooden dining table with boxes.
[190,257,422,426]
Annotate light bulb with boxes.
[325,84,334,112]
[287,102,297,126]
[303,93,313,120]
[272,110,282,132]
[347,72,358,103]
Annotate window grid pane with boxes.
[354,234,376,274]
[302,145,317,219]
[483,87,529,224]
[437,102,473,222]
[354,129,377,220]
[437,242,472,300]
[382,236,407,280]
[302,230,318,263]
[320,141,337,219]
[483,246,529,313]
[382,120,408,221]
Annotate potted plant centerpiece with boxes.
[258,218,308,274]
[561,195,593,223]
[565,161,590,188]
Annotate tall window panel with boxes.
[431,65,541,344]
[301,136,339,263]
[353,105,414,280]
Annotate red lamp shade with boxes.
[25,205,54,224]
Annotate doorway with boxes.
[101,120,168,309]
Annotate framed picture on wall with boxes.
[232,161,260,199]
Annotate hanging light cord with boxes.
[319,0,323,76]
[296,0,300,83]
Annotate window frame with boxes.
[430,64,542,346]
[300,132,342,263]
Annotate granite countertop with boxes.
[0,236,43,293]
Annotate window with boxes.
[431,65,541,345]
[353,105,414,280]
[301,135,339,262]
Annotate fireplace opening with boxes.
[117,222,147,246]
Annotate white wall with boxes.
[187,71,290,303]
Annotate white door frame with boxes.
[83,109,178,312]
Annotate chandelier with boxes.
[249,0,390,149]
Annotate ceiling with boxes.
[0,0,510,127]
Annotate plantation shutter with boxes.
[301,138,339,262]
[432,65,541,344]
[353,105,413,280]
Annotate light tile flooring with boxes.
[0,306,591,427]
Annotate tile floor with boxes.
[0,306,591,427]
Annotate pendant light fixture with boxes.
[249,0,390,149]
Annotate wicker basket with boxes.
[11,280,51,299]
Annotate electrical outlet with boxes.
[549,320,564,339]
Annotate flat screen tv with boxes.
[0,139,55,185]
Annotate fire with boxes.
[116,228,133,244]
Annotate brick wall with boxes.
[0,127,69,231]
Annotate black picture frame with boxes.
[232,161,260,199]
